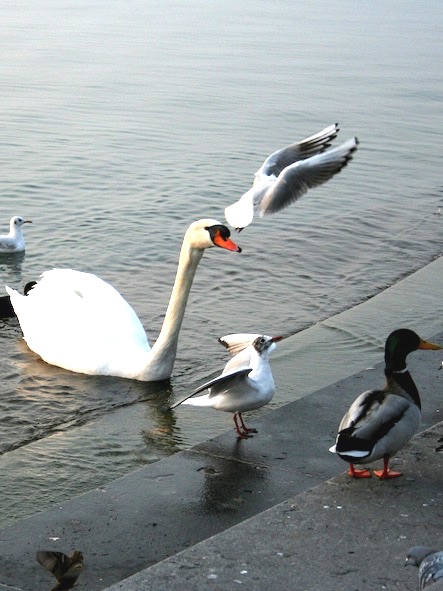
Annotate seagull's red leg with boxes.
[348,463,371,478]
[373,456,402,479]
[233,413,252,438]
[238,413,257,434]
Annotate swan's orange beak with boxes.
[213,231,242,252]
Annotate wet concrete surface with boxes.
[107,421,443,591]
[0,331,441,591]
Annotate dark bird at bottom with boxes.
[406,546,443,590]
[0,281,36,318]
[36,550,84,591]
[329,328,442,479]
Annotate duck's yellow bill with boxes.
[418,338,443,351]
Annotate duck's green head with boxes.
[385,328,442,372]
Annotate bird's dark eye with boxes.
[205,225,231,237]
[206,224,231,242]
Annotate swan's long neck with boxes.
[140,240,204,381]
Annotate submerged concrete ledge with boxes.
[0,257,442,590]
[0,329,441,591]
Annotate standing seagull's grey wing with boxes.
[169,368,252,409]
[258,123,339,178]
[259,137,359,216]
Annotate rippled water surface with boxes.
[1,0,442,526]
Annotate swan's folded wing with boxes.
[259,137,358,216]
[259,123,339,178]
[169,368,252,409]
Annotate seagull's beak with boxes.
[271,335,284,343]
[23,220,32,224]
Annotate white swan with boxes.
[225,124,359,230]
[6,219,241,381]
[0,216,32,253]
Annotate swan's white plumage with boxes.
[6,269,150,378]
[6,219,241,381]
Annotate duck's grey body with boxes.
[330,329,442,478]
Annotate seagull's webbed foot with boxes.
[234,413,257,438]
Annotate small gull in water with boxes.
[0,215,32,253]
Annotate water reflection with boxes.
[0,251,26,284]
[2,336,178,456]
[197,441,268,515]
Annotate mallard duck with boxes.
[224,123,359,231]
[0,216,32,253]
[6,220,241,381]
[170,334,282,438]
[329,329,442,479]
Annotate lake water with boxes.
[1,0,442,527]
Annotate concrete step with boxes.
[104,420,443,591]
[0,332,441,591]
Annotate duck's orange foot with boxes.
[348,465,372,478]
[373,468,402,479]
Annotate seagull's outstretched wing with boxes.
[259,137,359,216]
[169,368,252,409]
[258,123,339,178]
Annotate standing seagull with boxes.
[224,123,359,231]
[0,216,32,253]
[169,334,282,438]
[406,546,443,590]
[329,329,442,479]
